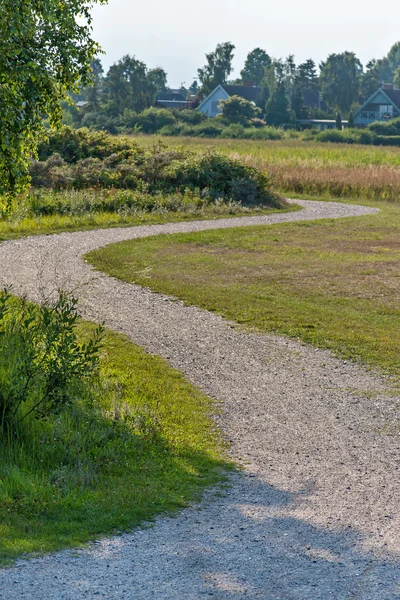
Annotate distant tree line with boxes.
[64,41,400,131]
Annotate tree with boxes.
[387,42,400,77]
[84,59,105,112]
[394,66,400,90]
[291,87,308,119]
[147,67,168,94]
[336,112,342,130]
[295,59,318,93]
[105,56,166,115]
[362,60,382,98]
[319,52,363,113]
[240,48,271,86]
[265,82,290,125]
[220,95,261,124]
[0,0,107,199]
[189,80,199,95]
[198,42,235,97]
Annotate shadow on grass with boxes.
[0,420,230,566]
[1,474,399,599]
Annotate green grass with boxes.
[87,200,400,377]
[0,203,290,242]
[0,324,230,565]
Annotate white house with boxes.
[197,84,261,117]
[354,85,400,126]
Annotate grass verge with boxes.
[87,199,400,377]
[0,323,230,566]
[0,204,295,242]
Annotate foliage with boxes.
[220,95,261,124]
[1,323,229,564]
[0,290,103,437]
[291,87,308,119]
[31,129,283,209]
[0,0,107,200]
[240,48,272,85]
[133,108,177,134]
[198,42,235,97]
[295,60,318,93]
[265,82,290,125]
[105,55,167,115]
[37,127,137,163]
[319,52,363,113]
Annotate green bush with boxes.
[0,290,103,437]
[375,135,400,146]
[177,110,206,125]
[30,130,283,209]
[37,127,139,163]
[134,108,177,134]
[220,123,246,138]
[368,117,400,136]
[160,151,281,206]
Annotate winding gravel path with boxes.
[1,200,400,600]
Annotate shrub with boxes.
[0,290,103,437]
[374,135,400,146]
[161,151,282,207]
[220,95,261,124]
[368,117,400,136]
[220,123,246,138]
[177,110,206,125]
[245,126,284,140]
[37,127,139,163]
[157,123,184,136]
[180,122,225,137]
[134,108,177,134]
[30,129,283,208]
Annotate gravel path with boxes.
[1,199,400,599]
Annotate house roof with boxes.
[220,84,261,103]
[156,91,186,102]
[355,87,400,117]
[382,88,400,108]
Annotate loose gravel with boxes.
[1,200,400,599]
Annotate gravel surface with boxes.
[1,199,400,599]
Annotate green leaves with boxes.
[0,0,107,200]
[0,290,104,436]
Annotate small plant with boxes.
[0,289,103,437]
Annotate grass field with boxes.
[0,323,229,565]
[87,199,400,377]
[131,137,400,202]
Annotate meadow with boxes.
[3,132,400,563]
[88,136,400,377]
[131,136,400,202]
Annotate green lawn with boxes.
[87,199,400,377]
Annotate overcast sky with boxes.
[91,0,399,87]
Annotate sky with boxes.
[91,0,400,87]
